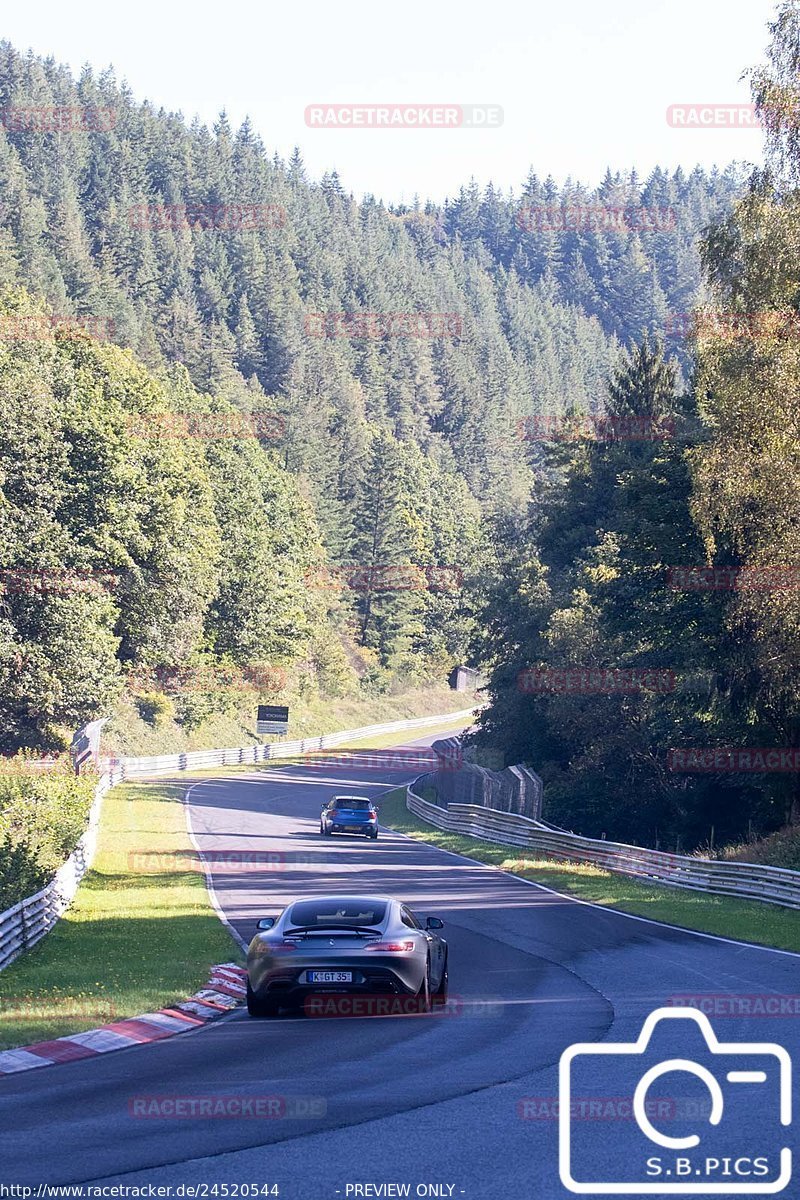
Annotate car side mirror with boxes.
[426,916,444,930]
[257,917,275,930]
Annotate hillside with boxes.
[0,41,741,536]
[0,42,743,755]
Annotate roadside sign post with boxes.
[256,704,289,736]
[70,717,109,775]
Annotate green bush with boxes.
[0,835,48,911]
[134,691,177,728]
[720,826,800,870]
[360,666,394,696]
[0,758,97,909]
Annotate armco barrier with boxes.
[0,708,476,972]
[109,709,476,778]
[406,784,800,911]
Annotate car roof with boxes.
[282,894,397,908]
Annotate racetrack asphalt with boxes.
[1,729,797,1198]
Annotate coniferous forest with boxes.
[1,6,799,854]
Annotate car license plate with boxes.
[307,970,353,983]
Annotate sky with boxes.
[1,0,778,204]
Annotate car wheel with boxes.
[247,980,279,1018]
[368,830,378,840]
[416,962,432,1013]
[323,825,332,836]
[433,953,449,1006]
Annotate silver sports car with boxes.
[246,894,448,1017]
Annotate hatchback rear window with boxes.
[286,900,387,928]
[333,798,371,810]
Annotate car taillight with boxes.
[368,810,377,819]
[365,940,415,952]
[269,941,299,953]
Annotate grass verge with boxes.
[0,780,237,1050]
[377,789,800,955]
[107,685,477,757]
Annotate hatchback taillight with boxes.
[368,810,377,819]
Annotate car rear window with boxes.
[286,900,387,928]
[333,798,371,809]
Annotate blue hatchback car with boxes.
[320,795,379,839]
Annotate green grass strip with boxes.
[377,789,800,955]
[0,780,238,1050]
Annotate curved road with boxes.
[1,730,797,1197]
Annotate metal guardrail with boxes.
[112,712,475,778]
[406,784,800,911]
[0,707,477,971]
